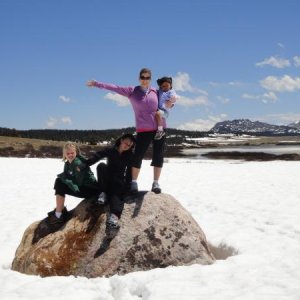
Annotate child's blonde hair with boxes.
[62,141,81,161]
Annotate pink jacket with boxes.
[94,81,166,132]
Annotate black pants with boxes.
[96,162,125,219]
[96,162,108,192]
[107,194,124,218]
[54,178,99,198]
[131,131,166,168]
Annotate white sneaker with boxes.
[151,182,161,194]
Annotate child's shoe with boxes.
[46,207,68,225]
[154,130,165,140]
[106,213,120,229]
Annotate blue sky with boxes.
[1,0,300,131]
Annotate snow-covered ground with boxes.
[0,157,300,300]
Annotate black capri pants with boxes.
[131,131,166,169]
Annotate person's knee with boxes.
[131,158,143,169]
[151,159,163,168]
[54,180,66,197]
[97,162,107,172]
[151,152,164,167]
[131,151,145,168]
[54,178,63,189]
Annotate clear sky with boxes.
[1,0,300,131]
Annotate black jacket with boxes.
[86,147,133,195]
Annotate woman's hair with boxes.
[62,141,81,161]
[139,67,152,78]
[114,133,136,150]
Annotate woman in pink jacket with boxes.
[87,68,172,194]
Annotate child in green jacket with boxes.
[47,142,99,225]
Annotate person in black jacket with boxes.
[86,133,136,229]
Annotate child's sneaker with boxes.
[97,192,107,205]
[154,130,165,140]
[151,182,161,194]
[46,207,68,225]
[106,213,120,229]
[130,181,138,194]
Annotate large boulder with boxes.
[12,192,215,278]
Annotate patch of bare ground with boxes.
[209,243,239,260]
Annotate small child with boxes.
[155,77,177,140]
[47,142,99,225]
[85,133,136,230]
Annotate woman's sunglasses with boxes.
[140,76,151,80]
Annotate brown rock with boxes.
[12,192,215,278]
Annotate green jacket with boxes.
[57,155,97,193]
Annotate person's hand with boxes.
[165,100,174,108]
[87,80,97,87]
[76,162,87,172]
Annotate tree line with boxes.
[0,126,209,145]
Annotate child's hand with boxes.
[165,100,174,108]
[76,162,87,171]
[86,80,97,87]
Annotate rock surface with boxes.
[12,192,215,278]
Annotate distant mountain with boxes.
[210,119,300,135]
[288,121,300,129]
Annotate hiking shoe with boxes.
[46,207,68,225]
[151,182,161,194]
[154,131,165,140]
[106,213,120,229]
[130,181,138,194]
[97,192,107,205]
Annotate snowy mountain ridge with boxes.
[211,119,300,134]
[288,120,300,129]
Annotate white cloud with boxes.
[242,93,261,100]
[59,95,72,103]
[172,72,194,92]
[262,91,277,102]
[260,75,300,92]
[242,91,277,103]
[277,43,285,49]
[46,116,72,128]
[216,96,231,104]
[61,116,72,125]
[178,114,227,131]
[208,81,219,87]
[168,72,210,107]
[228,81,242,86]
[256,56,290,68]
[173,72,208,95]
[208,81,242,87]
[293,56,300,67]
[176,95,209,107]
[46,117,58,128]
[104,93,130,106]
